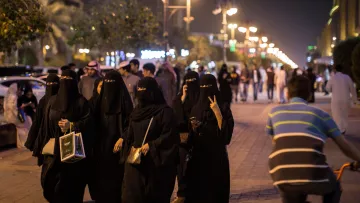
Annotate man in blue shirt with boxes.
[266,75,360,203]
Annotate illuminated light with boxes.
[267,48,274,54]
[70,26,74,30]
[238,27,247,33]
[249,36,259,42]
[106,52,109,56]
[226,8,238,16]
[91,26,96,31]
[141,50,166,59]
[126,53,135,58]
[269,43,275,48]
[181,49,190,57]
[45,45,50,50]
[228,24,238,29]
[330,5,339,16]
[260,43,268,48]
[83,49,90,54]
[100,57,105,62]
[327,18,332,25]
[332,37,337,41]
[111,52,115,56]
[249,27,257,33]
[307,56,312,62]
[331,44,335,48]
[249,48,256,53]
[261,37,268,43]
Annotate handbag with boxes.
[59,130,86,163]
[42,138,55,155]
[126,117,154,165]
[18,108,25,123]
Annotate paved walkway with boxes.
[1,94,360,203]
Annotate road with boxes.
[1,93,360,203]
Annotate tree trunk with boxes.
[36,39,44,66]
[66,44,73,63]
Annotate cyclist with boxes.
[266,75,360,203]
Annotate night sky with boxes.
[139,0,333,67]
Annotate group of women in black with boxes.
[25,67,234,203]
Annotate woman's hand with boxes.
[181,85,187,103]
[141,143,150,155]
[58,119,70,133]
[208,96,223,129]
[113,138,123,153]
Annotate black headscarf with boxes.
[97,70,132,114]
[180,71,200,113]
[191,74,222,121]
[131,77,167,121]
[44,74,60,101]
[51,70,80,112]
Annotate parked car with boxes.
[0,76,46,103]
[35,74,61,82]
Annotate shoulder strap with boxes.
[141,117,154,146]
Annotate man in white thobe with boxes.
[326,65,358,134]
[275,66,287,104]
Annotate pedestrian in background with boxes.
[275,66,287,104]
[78,61,102,100]
[172,71,200,203]
[230,66,240,102]
[323,66,330,96]
[122,77,179,203]
[119,61,140,105]
[259,66,267,93]
[18,86,37,121]
[306,68,316,103]
[266,66,275,103]
[250,64,262,102]
[93,70,133,202]
[186,74,234,203]
[240,64,250,102]
[218,64,232,105]
[326,64,358,135]
[156,62,177,107]
[130,59,143,79]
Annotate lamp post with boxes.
[163,0,194,61]
[228,23,238,40]
[238,26,257,54]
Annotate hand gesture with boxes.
[223,73,228,79]
[58,119,70,133]
[208,96,219,110]
[141,143,150,155]
[113,138,123,153]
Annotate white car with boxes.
[0,76,46,102]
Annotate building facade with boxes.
[317,0,360,57]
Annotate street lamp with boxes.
[261,36,268,43]
[228,23,238,40]
[249,27,258,33]
[226,8,238,16]
[45,45,50,50]
[238,27,247,33]
[269,43,275,48]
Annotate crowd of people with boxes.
[2,58,359,203]
[19,59,234,203]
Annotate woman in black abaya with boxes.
[172,71,200,202]
[218,64,233,105]
[38,70,94,203]
[18,86,38,120]
[93,70,133,202]
[25,74,60,165]
[185,74,234,203]
[122,77,180,203]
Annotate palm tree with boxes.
[37,0,83,65]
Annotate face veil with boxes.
[52,70,80,112]
[45,73,60,100]
[181,71,200,111]
[191,74,222,121]
[98,70,132,114]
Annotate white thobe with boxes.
[326,72,357,133]
[275,70,287,103]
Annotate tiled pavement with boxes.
[1,95,360,203]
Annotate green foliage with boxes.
[19,47,38,66]
[333,37,360,79]
[69,0,159,52]
[188,36,216,63]
[0,0,48,52]
[351,43,360,89]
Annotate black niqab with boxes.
[52,70,80,113]
[98,70,132,114]
[131,77,167,121]
[180,71,200,113]
[44,74,60,101]
[191,74,222,121]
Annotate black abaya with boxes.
[185,74,234,203]
[93,71,133,203]
[218,65,233,104]
[122,77,179,203]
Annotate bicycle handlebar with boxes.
[334,162,360,181]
